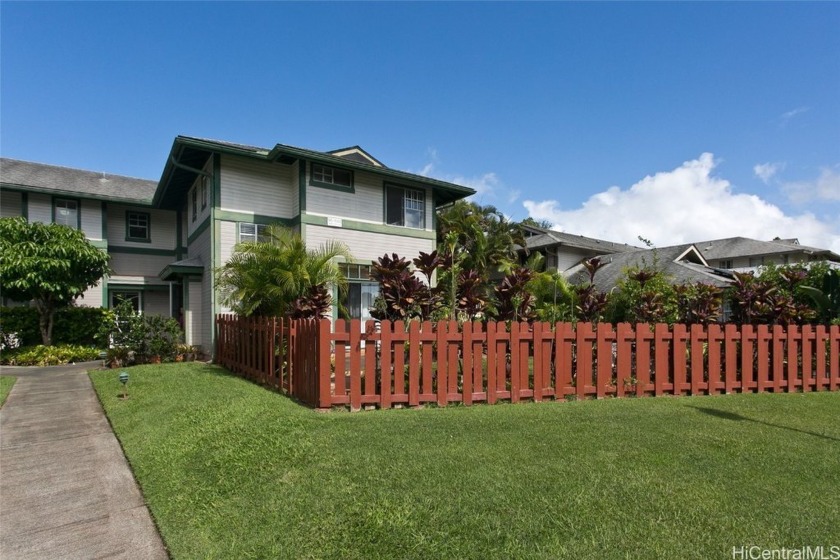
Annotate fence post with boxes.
[596,322,612,399]
[830,325,839,392]
[318,319,332,409]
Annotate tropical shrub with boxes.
[1,344,101,366]
[107,301,183,364]
[0,306,113,347]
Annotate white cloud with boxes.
[779,106,809,128]
[523,153,840,254]
[414,147,515,202]
[753,161,784,184]
[782,167,840,204]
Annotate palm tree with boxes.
[215,225,352,317]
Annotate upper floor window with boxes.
[200,176,208,210]
[54,198,79,229]
[239,223,270,243]
[126,211,151,242]
[311,163,353,190]
[386,185,425,229]
[191,188,198,222]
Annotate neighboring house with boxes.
[692,236,840,271]
[0,136,475,353]
[564,244,734,293]
[521,224,637,271]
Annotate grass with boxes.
[90,363,840,559]
[0,376,16,407]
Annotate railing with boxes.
[216,315,840,411]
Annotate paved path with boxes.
[0,362,168,559]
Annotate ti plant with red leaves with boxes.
[494,267,536,322]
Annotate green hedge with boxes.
[0,306,113,347]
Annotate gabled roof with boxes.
[523,226,636,254]
[0,158,158,205]
[695,236,840,262]
[565,243,733,292]
[154,136,475,209]
[327,146,386,167]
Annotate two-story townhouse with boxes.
[1,136,475,354]
[0,158,180,318]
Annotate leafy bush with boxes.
[107,301,183,364]
[0,305,113,347]
[1,344,101,366]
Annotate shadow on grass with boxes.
[692,406,840,443]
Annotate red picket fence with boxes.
[216,315,840,411]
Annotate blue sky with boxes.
[2,2,839,251]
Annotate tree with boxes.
[215,225,351,318]
[0,217,111,345]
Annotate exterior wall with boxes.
[144,290,170,316]
[81,199,102,240]
[304,224,434,263]
[109,252,174,279]
[78,281,104,309]
[220,154,296,219]
[187,160,213,237]
[305,168,435,232]
[219,220,237,266]
[0,190,22,218]
[107,204,177,251]
[28,193,51,224]
[186,280,203,348]
[186,226,212,351]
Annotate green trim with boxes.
[159,264,203,281]
[108,245,176,257]
[309,162,355,193]
[107,283,170,291]
[1,184,152,207]
[101,201,107,241]
[300,213,436,240]
[201,176,208,210]
[21,192,28,220]
[187,216,211,245]
[51,195,82,230]
[298,160,307,213]
[213,157,221,210]
[102,277,108,309]
[215,209,297,227]
[125,210,152,243]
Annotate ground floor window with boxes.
[111,291,141,313]
[339,263,379,321]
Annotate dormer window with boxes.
[311,163,353,191]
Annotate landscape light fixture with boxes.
[119,371,129,400]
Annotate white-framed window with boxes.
[385,185,425,229]
[201,176,208,209]
[311,163,353,189]
[126,211,151,242]
[238,223,270,243]
[111,291,142,313]
[339,264,379,322]
[719,260,733,269]
[191,188,197,222]
[54,198,79,229]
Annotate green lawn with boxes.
[0,376,16,407]
[90,363,840,560]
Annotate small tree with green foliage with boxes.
[0,217,111,345]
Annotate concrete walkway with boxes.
[0,362,168,559]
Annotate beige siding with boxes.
[77,281,104,308]
[307,169,384,224]
[290,160,300,217]
[28,193,51,224]
[107,204,177,250]
[144,291,170,317]
[186,281,203,347]
[81,199,102,240]
[220,154,296,218]
[110,252,173,278]
[219,221,237,266]
[304,224,434,263]
[187,160,213,237]
[187,226,213,352]
[0,190,22,218]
